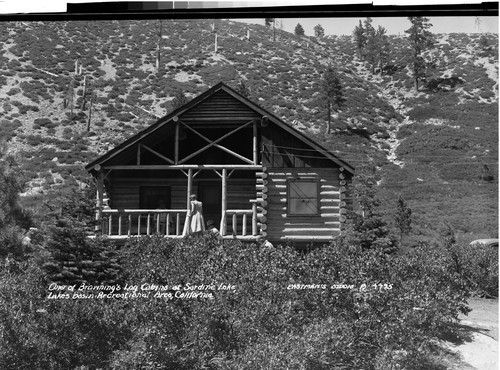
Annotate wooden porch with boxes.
[93,164,269,241]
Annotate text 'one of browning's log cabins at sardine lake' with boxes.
[86,82,355,246]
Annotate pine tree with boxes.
[171,91,190,110]
[394,196,412,245]
[294,23,305,36]
[0,141,33,259]
[0,142,31,230]
[321,64,344,134]
[353,20,366,58]
[343,165,397,252]
[265,18,276,41]
[363,18,377,72]
[405,17,434,91]
[375,26,390,74]
[236,80,251,99]
[314,24,325,38]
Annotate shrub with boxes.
[0,257,131,370]
[445,242,498,298]
[106,235,471,370]
[6,87,20,96]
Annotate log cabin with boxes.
[85,82,354,245]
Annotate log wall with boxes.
[110,175,256,211]
[265,168,351,242]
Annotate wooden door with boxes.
[197,181,221,226]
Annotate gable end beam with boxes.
[141,144,174,164]
[178,119,254,165]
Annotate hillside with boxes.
[0,18,497,242]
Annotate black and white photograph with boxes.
[0,2,498,369]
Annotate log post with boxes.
[95,171,104,234]
[220,168,227,235]
[128,214,131,236]
[232,213,237,235]
[187,168,193,208]
[137,214,141,236]
[174,119,179,164]
[252,201,257,236]
[242,213,247,236]
[253,120,258,164]
[118,214,122,236]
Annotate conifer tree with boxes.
[353,20,366,58]
[395,196,412,245]
[265,18,276,41]
[294,23,305,36]
[405,17,434,91]
[0,142,31,230]
[314,24,325,38]
[363,18,377,73]
[0,142,33,259]
[321,64,344,134]
[343,165,397,252]
[236,80,251,99]
[171,91,190,110]
[265,18,274,27]
[375,26,390,74]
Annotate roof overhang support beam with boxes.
[102,165,262,170]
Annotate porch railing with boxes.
[100,209,188,237]
[99,204,265,239]
[220,201,264,238]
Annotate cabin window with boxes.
[139,186,171,209]
[287,180,319,215]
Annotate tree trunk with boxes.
[87,95,94,131]
[82,76,87,110]
[156,20,162,72]
[156,43,161,71]
[326,104,331,134]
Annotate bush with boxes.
[0,225,31,260]
[105,234,470,369]
[6,87,20,96]
[445,242,498,298]
[0,257,132,370]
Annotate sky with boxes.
[234,16,499,36]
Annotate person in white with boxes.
[183,194,205,236]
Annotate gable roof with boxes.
[85,82,354,174]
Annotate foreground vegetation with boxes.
[1,231,498,369]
